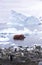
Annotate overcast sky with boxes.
[0,0,42,22]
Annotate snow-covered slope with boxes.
[6,10,40,30]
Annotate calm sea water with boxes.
[0,33,42,48]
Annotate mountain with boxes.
[0,10,40,31]
[5,10,40,31]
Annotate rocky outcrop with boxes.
[13,34,25,40]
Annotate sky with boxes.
[0,0,42,22]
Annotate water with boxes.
[0,32,42,48]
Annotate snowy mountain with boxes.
[0,10,40,31]
[6,10,40,30]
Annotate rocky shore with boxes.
[0,45,42,65]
